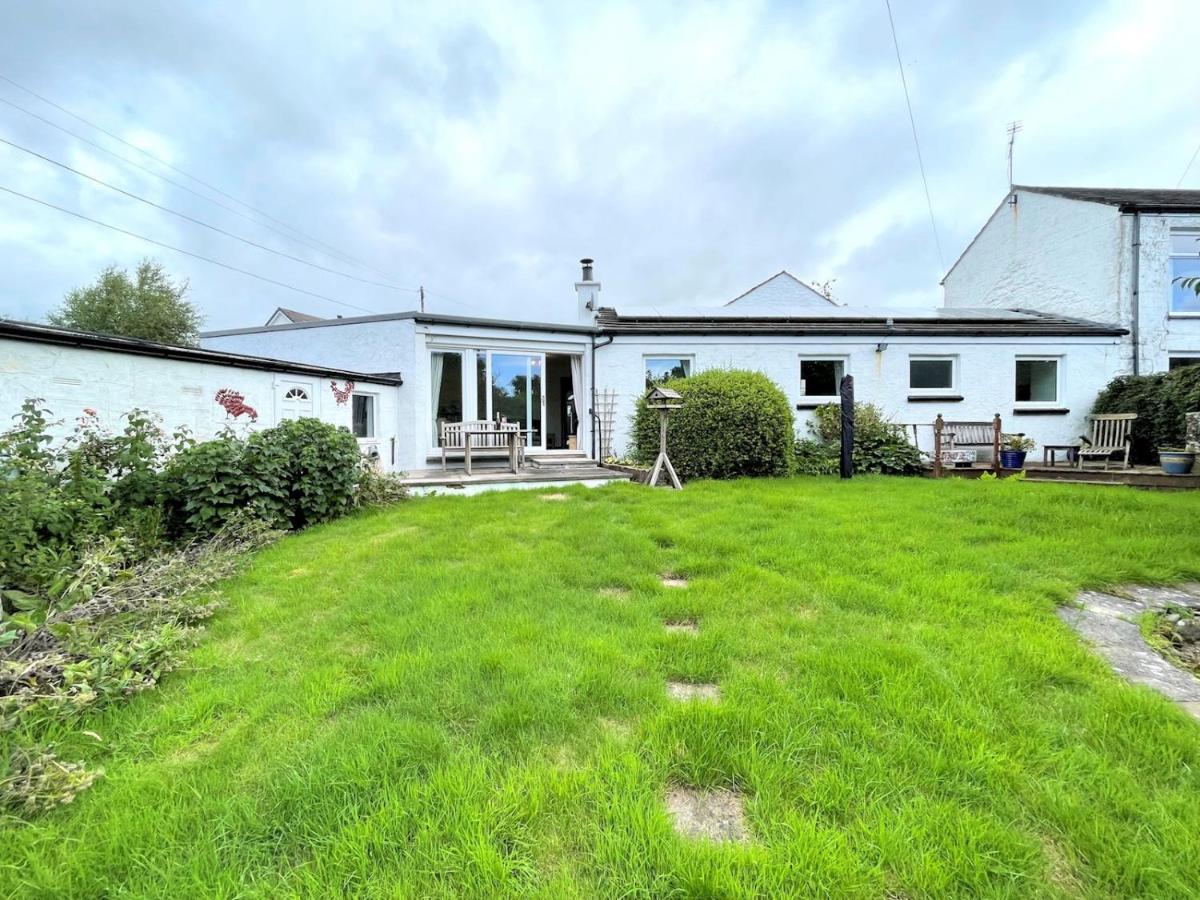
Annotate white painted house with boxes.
[943,186,1200,375]
[196,260,1126,473]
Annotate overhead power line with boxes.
[884,0,946,273]
[1177,137,1200,188]
[0,133,419,293]
[0,72,329,246]
[0,91,401,284]
[0,182,380,315]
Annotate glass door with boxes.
[488,353,544,449]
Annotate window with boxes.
[1169,356,1200,371]
[1171,230,1200,315]
[644,356,691,389]
[283,387,309,401]
[1015,357,1059,404]
[908,356,957,393]
[799,356,846,399]
[431,351,463,445]
[352,394,376,438]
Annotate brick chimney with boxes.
[575,258,600,324]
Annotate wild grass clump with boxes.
[0,400,400,814]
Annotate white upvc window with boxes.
[644,356,692,389]
[799,355,847,402]
[908,355,958,395]
[1170,230,1200,316]
[1014,356,1062,406]
[352,393,376,438]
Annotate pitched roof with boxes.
[266,307,324,326]
[0,319,403,385]
[1016,185,1200,211]
[595,306,1125,337]
[723,270,837,308]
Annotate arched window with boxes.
[284,387,309,401]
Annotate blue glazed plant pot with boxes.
[999,450,1027,469]
[1159,450,1196,475]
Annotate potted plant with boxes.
[1158,447,1196,475]
[1000,433,1036,469]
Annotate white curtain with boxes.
[569,354,584,438]
[430,352,445,444]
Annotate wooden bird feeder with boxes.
[645,386,683,489]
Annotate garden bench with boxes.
[941,419,1001,466]
[438,420,525,474]
[1075,413,1136,470]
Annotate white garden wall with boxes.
[0,338,403,470]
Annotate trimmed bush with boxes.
[165,418,361,535]
[1091,366,1200,463]
[794,402,923,476]
[631,369,794,480]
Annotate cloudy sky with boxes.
[1,0,1198,330]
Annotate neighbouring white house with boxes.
[0,319,402,464]
[194,260,1127,474]
[942,186,1200,375]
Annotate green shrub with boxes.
[795,402,923,476]
[631,369,795,480]
[1091,366,1200,463]
[165,418,362,536]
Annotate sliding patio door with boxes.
[488,353,543,449]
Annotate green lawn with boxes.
[5,477,1200,898]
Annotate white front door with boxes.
[278,380,315,420]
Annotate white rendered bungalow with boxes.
[199,260,1128,478]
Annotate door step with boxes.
[525,454,597,470]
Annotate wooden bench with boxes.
[438,420,525,474]
[1076,413,1136,470]
[942,419,1001,467]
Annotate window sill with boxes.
[1168,312,1200,318]
[795,400,838,409]
[1012,407,1070,416]
[907,394,962,403]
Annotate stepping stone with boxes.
[599,586,630,600]
[660,576,688,588]
[666,681,720,702]
[664,619,699,636]
[665,786,748,843]
[1060,590,1200,719]
[540,493,569,501]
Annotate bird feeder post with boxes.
[645,386,683,490]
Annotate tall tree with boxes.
[49,260,203,346]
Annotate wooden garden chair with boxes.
[1075,413,1136,470]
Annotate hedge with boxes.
[1090,366,1200,463]
[631,369,794,480]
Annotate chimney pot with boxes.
[580,258,594,281]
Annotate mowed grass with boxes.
[5,477,1200,898]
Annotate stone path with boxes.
[1059,587,1200,720]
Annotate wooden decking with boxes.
[935,463,1200,490]
[401,454,630,495]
